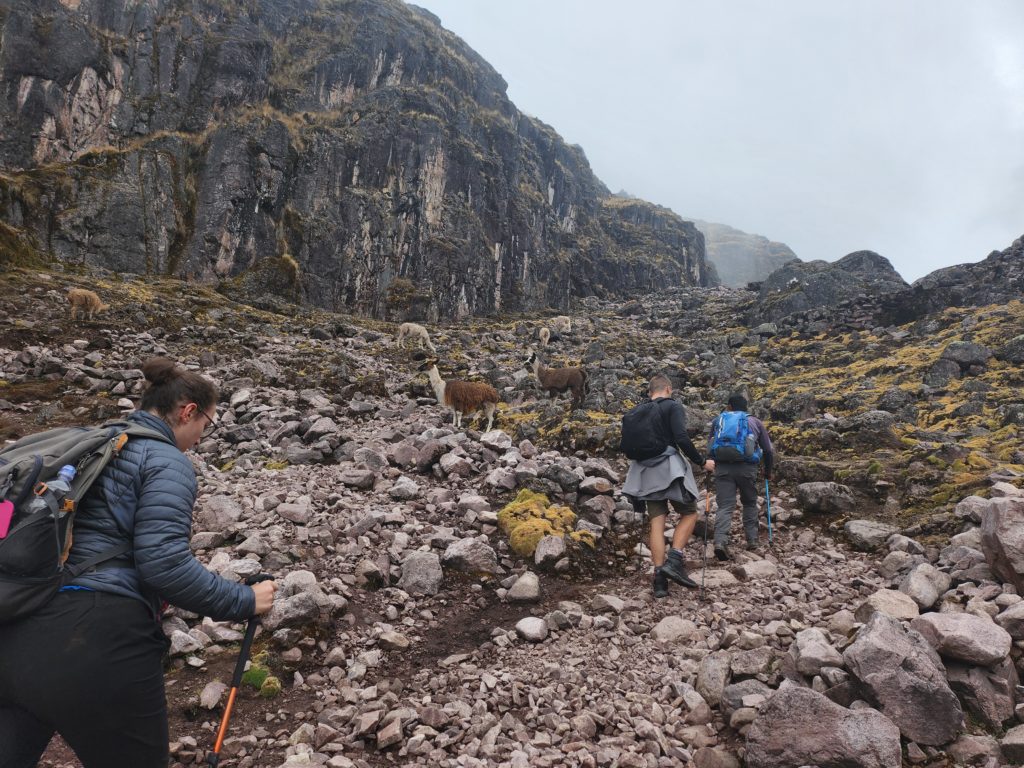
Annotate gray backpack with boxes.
[0,421,171,623]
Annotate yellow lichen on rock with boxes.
[498,489,580,557]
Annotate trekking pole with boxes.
[208,574,274,767]
[764,478,773,545]
[700,479,711,602]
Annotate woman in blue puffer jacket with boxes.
[0,357,277,768]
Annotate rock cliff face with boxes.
[692,218,798,288]
[0,0,713,319]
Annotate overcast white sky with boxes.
[412,0,1024,283]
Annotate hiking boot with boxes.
[714,543,731,562]
[653,568,669,599]
[746,539,760,552]
[661,550,698,588]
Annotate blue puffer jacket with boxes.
[65,411,254,621]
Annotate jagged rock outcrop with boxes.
[692,218,799,288]
[750,250,908,324]
[0,0,712,319]
[877,234,1024,324]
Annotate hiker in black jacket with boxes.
[0,358,278,768]
[622,374,715,598]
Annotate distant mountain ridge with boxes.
[692,219,799,287]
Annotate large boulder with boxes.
[843,612,962,745]
[843,519,898,551]
[980,496,1024,591]
[910,613,1012,666]
[744,686,901,768]
[796,482,856,514]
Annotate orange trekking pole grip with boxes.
[208,574,273,767]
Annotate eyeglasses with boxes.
[196,409,218,437]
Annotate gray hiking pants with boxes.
[714,461,760,546]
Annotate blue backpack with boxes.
[710,411,762,464]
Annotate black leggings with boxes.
[0,590,169,768]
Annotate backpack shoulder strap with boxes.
[655,398,680,451]
[64,422,174,510]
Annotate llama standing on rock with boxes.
[525,350,587,410]
[396,322,437,354]
[419,362,499,432]
[66,288,109,321]
[549,316,572,336]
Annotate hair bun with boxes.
[142,357,180,386]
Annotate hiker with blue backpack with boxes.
[707,394,775,560]
[0,357,277,768]
[620,374,715,598]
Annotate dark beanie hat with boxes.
[728,394,748,411]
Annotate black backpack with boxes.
[0,421,171,624]
[619,400,674,460]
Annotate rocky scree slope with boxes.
[3,266,1024,768]
[0,0,712,320]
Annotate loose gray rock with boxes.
[720,678,771,716]
[792,628,844,677]
[534,535,566,568]
[398,551,443,596]
[507,571,541,603]
[442,537,499,575]
[899,563,952,610]
[196,495,244,530]
[388,475,421,500]
[843,519,898,551]
[854,589,920,623]
[696,650,732,707]
[651,616,698,643]
[200,681,228,709]
[995,600,1024,639]
[515,617,548,642]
